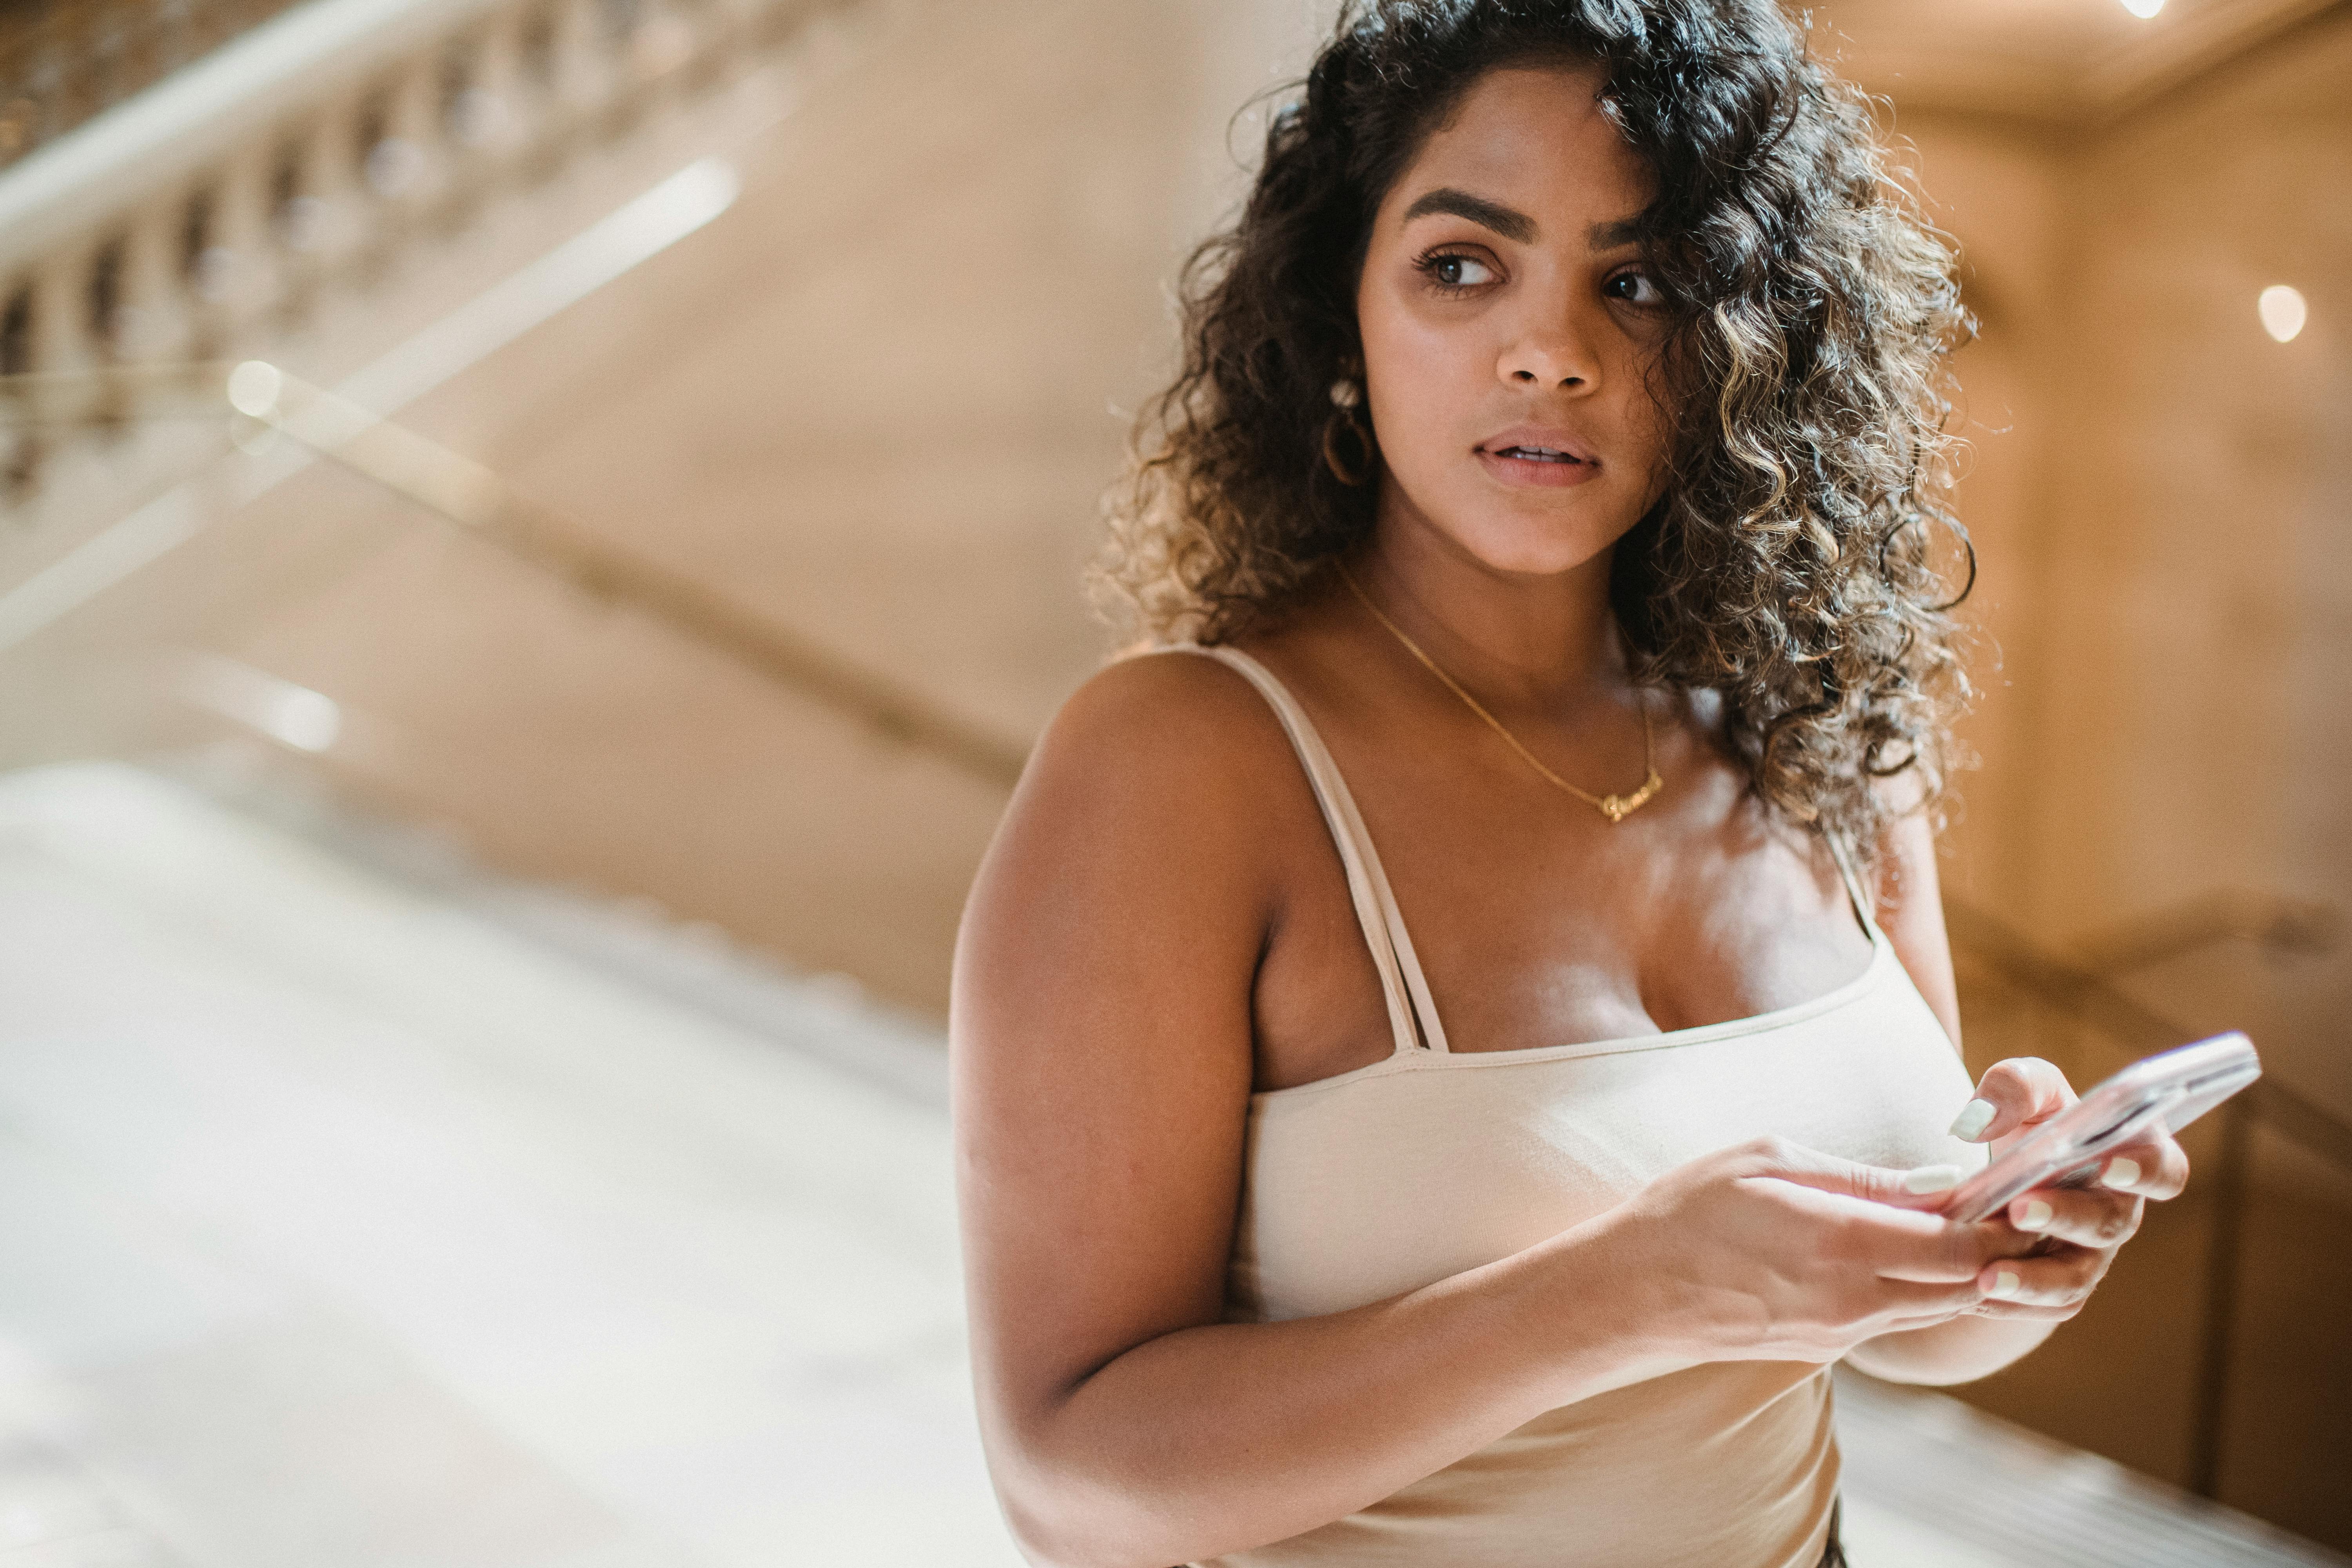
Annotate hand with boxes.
[1944,1058,2192,1321]
[1611,1135,2038,1366]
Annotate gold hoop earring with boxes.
[1321,403,1374,487]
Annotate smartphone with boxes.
[1942,1032,2261,1224]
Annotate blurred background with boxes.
[0,0,2345,1564]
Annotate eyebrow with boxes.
[1400,187,1536,243]
[1399,187,1647,251]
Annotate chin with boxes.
[1383,464,1646,579]
[1443,506,1621,579]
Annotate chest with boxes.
[1250,733,1877,1093]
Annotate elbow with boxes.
[995,1492,1195,1568]
[995,1497,1145,1568]
[985,1436,1195,1568]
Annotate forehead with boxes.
[1380,64,1652,232]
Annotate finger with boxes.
[1962,1297,2087,1323]
[1869,1278,1994,1320]
[1741,1137,1979,1214]
[1950,1057,2076,1144]
[1977,1245,2106,1309]
[1875,1215,2040,1282]
[1736,1144,2038,1280]
[2092,1136,2190,1201]
[2009,1187,2142,1250]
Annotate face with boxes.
[1354,64,1675,577]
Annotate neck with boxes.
[1356,501,1629,711]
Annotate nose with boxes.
[1497,316,1599,392]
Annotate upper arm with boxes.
[1873,807,1962,1053]
[950,653,1294,1466]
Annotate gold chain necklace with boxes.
[1339,563,1664,824]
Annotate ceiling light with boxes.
[2258,285,2308,343]
[2120,0,2164,16]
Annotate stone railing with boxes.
[0,0,849,556]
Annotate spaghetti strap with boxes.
[1824,835,1884,946]
[1152,644,1450,1056]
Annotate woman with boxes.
[952,3,2189,1564]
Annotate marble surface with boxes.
[0,762,1017,1568]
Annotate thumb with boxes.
[1742,1137,1965,1212]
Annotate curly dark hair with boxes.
[1093,0,1976,865]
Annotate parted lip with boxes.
[1475,425,1599,464]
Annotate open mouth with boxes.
[1476,433,1602,486]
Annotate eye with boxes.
[1606,269,1665,307]
[1415,249,1498,294]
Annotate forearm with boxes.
[991,1212,1684,1568]
[1844,1313,2056,1386]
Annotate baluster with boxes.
[447,21,526,189]
[358,54,451,235]
[4,247,106,521]
[29,248,99,439]
[186,142,285,354]
[550,0,620,140]
[627,0,701,105]
[286,105,368,287]
[509,0,566,172]
[114,196,195,374]
[1,281,39,506]
[82,233,134,439]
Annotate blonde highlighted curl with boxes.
[1092,0,1976,867]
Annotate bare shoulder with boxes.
[956,648,1320,1032]
[1000,648,1321,878]
[1031,648,1298,793]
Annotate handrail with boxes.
[2065,889,2341,977]
[225,361,1033,786]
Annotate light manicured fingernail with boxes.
[1948,1098,1997,1141]
[2103,1156,2142,1189]
[1988,1269,2022,1299]
[1902,1163,1964,1194]
[2015,1199,2053,1232]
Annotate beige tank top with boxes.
[1168,644,1986,1568]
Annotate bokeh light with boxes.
[2260,284,2309,342]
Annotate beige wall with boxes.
[1906,17,2352,1123]
[2044,24,2351,1114]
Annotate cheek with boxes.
[1357,309,1482,467]
[1363,304,1449,379]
